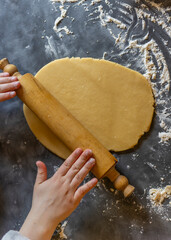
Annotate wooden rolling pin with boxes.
[0,58,135,197]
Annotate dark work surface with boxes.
[0,0,171,239]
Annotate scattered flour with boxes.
[149,185,171,205]
[146,162,157,171]
[54,221,68,239]
[97,5,127,30]
[159,130,171,142]
[59,221,68,239]
[53,165,59,172]
[46,0,171,145]
[102,51,107,59]
[45,35,59,58]
[90,0,101,6]
[146,185,171,222]
[52,4,72,37]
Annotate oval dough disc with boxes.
[24,58,154,159]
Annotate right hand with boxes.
[20,148,98,240]
[0,72,20,102]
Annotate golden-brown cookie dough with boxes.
[24,58,154,159]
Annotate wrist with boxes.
[19,209,59,240]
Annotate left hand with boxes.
[0,72,20,102]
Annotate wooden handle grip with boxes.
[0,58,22,78]
[0,58,134,197]
[105,167,135,197]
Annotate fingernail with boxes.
[11,76,17,81]
[14,82,20,88]
[36,161,41,166]
[84,149,92,155]
[3,72,10,76]
[10,91,16,97]
[92,178,98,185]
[76,148,82,154]
[88,158,95,164]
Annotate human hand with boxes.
[0,72,20,102]
[20,148,98,240]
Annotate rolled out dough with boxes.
[24,58,154,159]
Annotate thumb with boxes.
[35,161,47,185]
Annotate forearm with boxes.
[19,209,58,240]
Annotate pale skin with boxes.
[0,72,20,102]
[20,148,98,240]
[0,73,98,240]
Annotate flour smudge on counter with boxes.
[146,185,171,222]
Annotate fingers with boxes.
[0,81,20,93]
[74,178,98,202]
[0,74,20,102]
[57,148,83,176]
[0,75,18,84]
[0,72,10,77]
[71,157,96,190]
[65,149,93,181]
[0,91,16,102]
[35,161,47,185]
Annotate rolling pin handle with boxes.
[0,58,22,79]
[105,167,135,197]
[113,175,135,198]
[123,184,135,198]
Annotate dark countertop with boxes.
[0,0,171,239]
